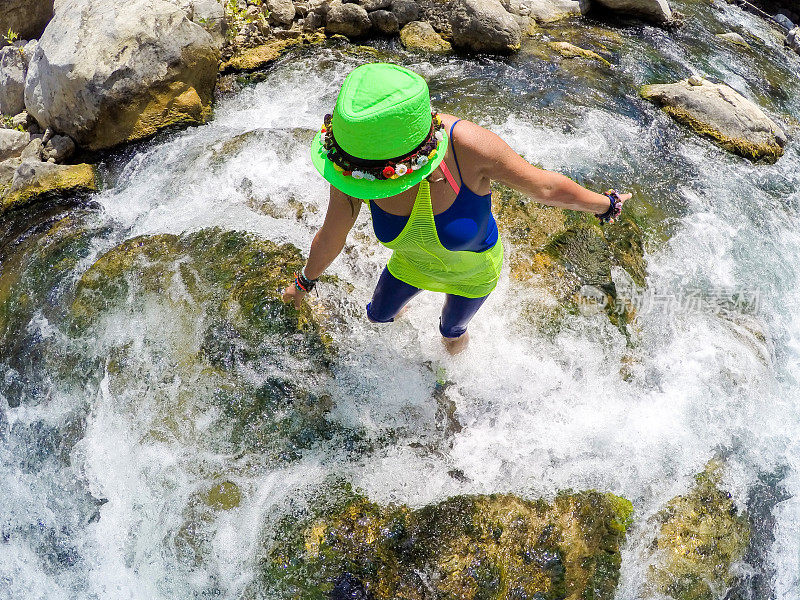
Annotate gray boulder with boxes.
[24,0,219,151]
[641,78,787,162]
[788,27,800,54]
[525,0,587,22]
[267,0,297,25]
[168,0,227,48]
[43,134,75,162]
[359,0,391,9]
[592,0,672,23]
[392,0,420,26]
[0,128,31,160]
[0,44,26,115]
[0,0,54,43]
[369,9,399,33]
[325,2,371,36]
[450,0,521,53]
[773,13,793,30]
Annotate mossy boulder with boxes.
[70,228,343,459]
[648,461,751,600]
[400,21,453,53]
[0,160,97,215]
[265,485,634,599]
[0,201,109,406]
[493,183,647,336]
[640,78,787,163]
[220,32,326,73]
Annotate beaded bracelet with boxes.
[596,189,624,224]
[294,269,317,293]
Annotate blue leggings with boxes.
[366,267,489,338]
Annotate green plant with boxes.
[3,28,18,45]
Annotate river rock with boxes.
[169,0,227,48]
[0,0,54,43]
[548,40,610,65]
[43,134,75,162]
[267,0,297,25]
[24,0,219,151]
[0,129,31,161]
[400,20,452,51]
[1,159,96,213]
[392,0,421,26]
[20,137,43,160]
[358,0,391,10]
[592,0,672,23]
[716,31,749,47]
[369,9,399,33]
[325,1,371,37]
[0,45,26,115]
[450,0,521,53]
[788,27,800,54]
[641,78,786,162]
[773,12,793,30]
[266,486,634,599]
[70,228,338,459]
[647,461,750,600]
[493,183,648,335]
[527,0,587,21]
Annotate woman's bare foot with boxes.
[442,331,469,355]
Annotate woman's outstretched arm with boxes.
[282,185,361,308]
[451,119,631,214]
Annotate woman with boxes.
[282,63,629,354]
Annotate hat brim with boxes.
[310,128,449,200]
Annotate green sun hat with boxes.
[310,63,448,200]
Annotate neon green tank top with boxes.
[374,179,504,298]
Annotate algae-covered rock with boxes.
[548,41,611,65]
[220,32,326,72]
[0,202,108,406]
[640,78,787,162]
[400,21,453,52]
[265,485,633,599]
[493,183,647,335]
[0,160,97,216]
[70,228,341,459]
[648,461,751,600]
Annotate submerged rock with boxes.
[71,228,341,459]
[641,78,787,162]
[493,184,648,336]
[648,461,750,600]
[548,40,610,65]
[0,0,54,43]
[716,31,750,48]
[265,484,634,599]
[24,0,219,151]
[450,0,522,53]
[592,0,672,23]
[400,20,453,52]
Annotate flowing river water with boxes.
[2,0,800,598]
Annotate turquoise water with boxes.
[2,1,800,597]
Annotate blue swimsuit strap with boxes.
[449,119,464,186]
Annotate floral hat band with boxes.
[321,112,445,181]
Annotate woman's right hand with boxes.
[281,284,307,309]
